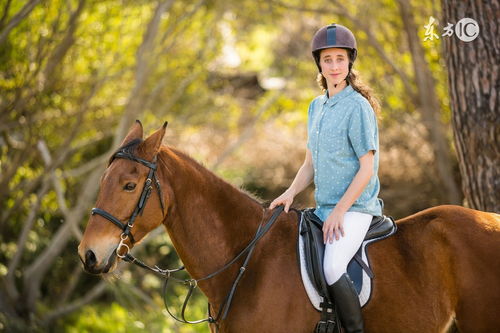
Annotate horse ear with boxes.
[138,121,168,160]
[120,120,144,147]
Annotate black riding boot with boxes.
[327,273,364,333]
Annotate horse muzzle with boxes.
[79,248,117,275]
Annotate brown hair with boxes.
[316,68,381,116]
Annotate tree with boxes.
[442,0,499,212]
[397,0,461,205]
[0,0,211,328]
[0,0,283,330]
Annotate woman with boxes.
[270,23,383,333]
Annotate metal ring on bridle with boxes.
[188,279,198,288]
[89,147,285,328]
[117,236,130,258]
[90,148,165,260]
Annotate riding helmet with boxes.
[311,23,357,72]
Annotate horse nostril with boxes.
[85,250,97,268]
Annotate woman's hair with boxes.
[316,67,381,116]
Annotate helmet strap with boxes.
[329,61,354,88]
[333,78,346,89]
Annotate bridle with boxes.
[91,147,165,259]
[89,147,284,329]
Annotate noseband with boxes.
[91,148,165,258]
[89,147,285,329]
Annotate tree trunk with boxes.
[442,0,499,212]
[398,0,462,205]
[112,0,175,149]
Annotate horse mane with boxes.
[158,145,264,207]
[108,139,264,206]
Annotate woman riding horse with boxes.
[78,121,500,332]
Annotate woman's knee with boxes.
[323,260,347,285]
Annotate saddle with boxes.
[297,209,397,332]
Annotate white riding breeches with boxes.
[323,211,372,285]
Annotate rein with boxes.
[90,148,285,327]
[159,205,284,326]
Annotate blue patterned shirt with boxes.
[307,85,382,221]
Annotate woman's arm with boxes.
[270,148,314,212]
[335,150,374,213]
[288,148,314,198]
[323,150,375,243]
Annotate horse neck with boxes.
[157,147,264,298]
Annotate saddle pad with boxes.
[298,213,393,311]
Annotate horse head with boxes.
[78,120,169,274]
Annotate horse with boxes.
[78,121,500,333]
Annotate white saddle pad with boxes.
[297,213,373,311]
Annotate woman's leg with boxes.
[323,211,372,333]
[323,211,372,285]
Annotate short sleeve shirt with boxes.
[307,85,382,221]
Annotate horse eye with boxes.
[124,183,136,191]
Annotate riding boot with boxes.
[327,273,364,333]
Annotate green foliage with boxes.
[61,302,171,333]
[59,280,212,333]
[0,0,459,330]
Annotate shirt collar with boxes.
[322,84,355,106]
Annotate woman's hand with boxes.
[269,189,295,213]
[323,208,346,244]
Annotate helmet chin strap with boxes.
[333,65,352,88]
[333,62,353,88]
[333,79,345,89]
[321,63,352,90]
[333,76,348,88]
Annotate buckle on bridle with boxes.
[116,233,130,258]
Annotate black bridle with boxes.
[90,148,284,328]
[91,148,165,258]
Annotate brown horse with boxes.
[78,121,500,333]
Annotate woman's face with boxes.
[319,48,349,88]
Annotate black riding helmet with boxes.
[311,23,357,72]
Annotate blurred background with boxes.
[0,0,496,332]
